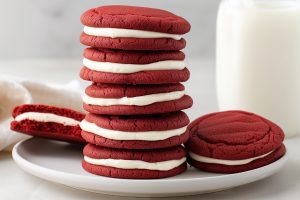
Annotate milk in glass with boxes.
[217,0,300,137]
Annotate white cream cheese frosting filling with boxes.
[83,26,183,40]
[189,151,273,166]
[83,90,185,106]
[80,120,187,141]
[15,112,80,126]
[84,156,186,171]
[83,58,186,74]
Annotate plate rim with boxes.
[12,138,288,197]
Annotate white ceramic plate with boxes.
[12,138,287,197]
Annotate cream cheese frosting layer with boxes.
[83,58,186,74]
[83,26,183,40]
[80,120,187,141]
[189,151,273,166]
[15,112,81,126]
[83,90,185,106]
[84,156,186,171]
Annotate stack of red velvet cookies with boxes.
[79,5,192,179]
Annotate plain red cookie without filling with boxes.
[80,33,187,51]
[83,48,185,64]
[85,83,185,98]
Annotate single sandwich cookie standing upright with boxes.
[11,104,86,143]
[83,83,193,115]
[82,144,187,179]
[80,111,190,149]
[80,5,190,50]
[186,110,286,173]
[80,48,190,84]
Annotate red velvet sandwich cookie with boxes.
[83,83,192,115]
[80,111,190,149]
[80,5,190,50]
[11,104,86,143]
[80,48,190,84]
[186,110,286,173]
[82,144,187,179]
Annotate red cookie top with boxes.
[13,104,85,121]
[85,111,189,132]
[81,5,191,34]
[84,48,185,64]
[85,83,185,98]
[186,111,285,160]
[84,143,186,162]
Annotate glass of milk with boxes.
[216,0,300,137]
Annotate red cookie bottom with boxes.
[80,67,190,85]
[11,120,85,144]
[81,129,190,150]
[82,161,187,179]
[83,95,193,115]
[188,144,286,174]
[80,33,186,51]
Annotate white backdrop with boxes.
[0,0,220,60]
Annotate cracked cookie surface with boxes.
[80,5,190,50]
[80,5,191,34]
[185,110,286,173]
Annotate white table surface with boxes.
[0,59,299,200]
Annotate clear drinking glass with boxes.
[216,0,300,137]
